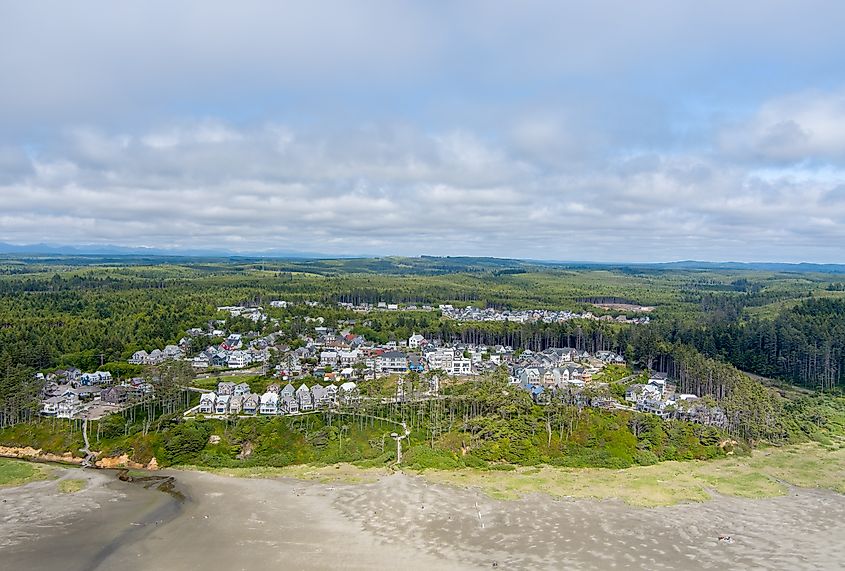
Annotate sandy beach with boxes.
[2,464,845,570]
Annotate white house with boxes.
[41,396,62,416]
[296,384,314,411]
[56,396,85,419]
[377,351,408,373]
[426,348,455,371]
[228,351,250,369]
[259,391,279,415]
[163,344,183,359]
[449,357,473,376]
[80,371,112,385]
[408,334,426,349]
[338,350,360,366]
[339,381,358,403]
[199,392,217,414]
[128,350,149,365]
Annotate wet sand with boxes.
[0,467,179,571]
[3,466,845,570]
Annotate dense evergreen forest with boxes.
[666,297,845,391]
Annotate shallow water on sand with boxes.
[1,468,181,571]
[3,467,845,570]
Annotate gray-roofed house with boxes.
[296,384,314,411]
[242,394,261,415]
[218,381,236,395]
[199,392,217,414]
[229,394,244,414]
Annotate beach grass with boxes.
[179,443,845,507]
[0,457,52,488]
[422,443,845,507]
[179,462,390,484]
[58,478,87,493]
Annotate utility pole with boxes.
[391,432,403,464]
[391,421,410,465]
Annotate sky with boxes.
[1,1,845,263]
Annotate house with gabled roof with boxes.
[378,351,408,373]
[259,391,279,415]
[57,396,85,419]
[199,392,217,414]
[339,381,359,403]
[297,384,314,411]
[311,384,330,408]
[101,385,130,405]
[280,393,299,414]
[242,394,260,415]
[129,350,149,365]
[215,394,231,414]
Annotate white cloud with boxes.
[0,118,842,262]
[719,90,845,165]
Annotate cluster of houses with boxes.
[625,377,727,426]
[510,347,625,408]
[129,332,271,371]
[196,380,359,417]
[38,368,152,419]
[111,299,725,427]
[302,332,516,380]
[440,305,650,325]
[509,349,726,426]
[128,344,185,365]
[122,298,647,383]
[124,305,629,389]
[512,347,626,390]
[337,301,436,312]
[333,301,651,326]
[217,305,268,323]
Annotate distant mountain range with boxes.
[0,242,336,259]
[646,260,845,274]
[529,259,845,274]
[1,242,844,273]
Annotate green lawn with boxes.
[0,457,52,488]
[58,478,87,493]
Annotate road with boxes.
[609,372,640,385]
[193,367,264,381]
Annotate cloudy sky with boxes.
[2,1,845,262]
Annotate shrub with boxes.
[402,446,461,470]
[162,422,212,465]
[634,449,659,466]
